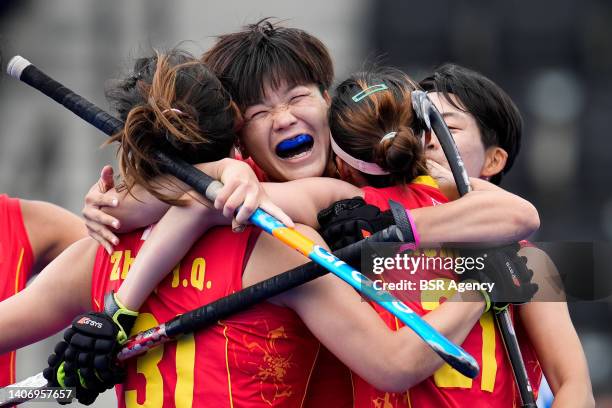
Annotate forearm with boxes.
[116,201,223,311]
[520,300,594,408]
[194,157,237,181]
[262,178,362,227]
[103,184,172,232]
[0,290,72,353]
[294,278,485,392]
[412,189,540,244]
[551,383,595,408]
[384,291,485,390]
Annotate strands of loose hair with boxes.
[106,49,238,205]
[330,70,428,187]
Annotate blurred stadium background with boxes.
[0,0,610,406]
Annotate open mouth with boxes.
[275,134,315,159]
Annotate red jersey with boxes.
[303,346,354,408]
[361,176,447,210]
[350,178,542,407]
[304,177,448,408]
[234,152,268,182]
[91,225,320,407]
[0,195,34,387]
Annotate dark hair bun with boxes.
[374,125,424,178]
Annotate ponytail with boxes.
[330,69,427,187]
[106,49,239,204]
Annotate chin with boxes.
[281,161,327,181]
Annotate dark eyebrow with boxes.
[440,111,466,121]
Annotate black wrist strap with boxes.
[388,200,415,244]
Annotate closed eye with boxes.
[290,94,309,103]
[249,110,268,120]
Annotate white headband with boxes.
[330,134,390,176]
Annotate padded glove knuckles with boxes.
[457,243,538,313]
[43,291,137,405]
[317,197,395,251]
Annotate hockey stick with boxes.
[5,55,478,372]
[0,227,399,407]
[412,90,537,407]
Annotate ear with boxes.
[481,146,508,179]
[322,89,332,107]
[335,156,369,187]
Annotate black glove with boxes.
[317,197,395,251]
[456,243,538,313]
[43,292,138,405]
[43,321,109,405]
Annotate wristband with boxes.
[388,200,419,251]
[103,291,138,343]
[463,279,491,314]
[397,208,420,252]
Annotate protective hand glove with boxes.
[317,197,396,251]
[43,291,138,405]
[457,243,538,313]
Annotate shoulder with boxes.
[0,194,23,223]
[19,199,82,228]
[19,199,86,268]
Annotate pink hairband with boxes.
[330,133,390,176]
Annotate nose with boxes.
[427,132,440,151]
[271,105,298,131]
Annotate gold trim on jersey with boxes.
[411,175,439,189]
[10,247,25,383]
[220,320,235,408]
[299,343,321,408]
[14,247,24,294]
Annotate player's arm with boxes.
[317,179,539,251]
[411,186,539,244]
[518,247,594,408]
[288,277,484,391]
[83,159,293,253]
[247,224,485,391]
[114,198,225,311]
[413,160,540,244]
[0,238,96,354]
[20,199,87,275]
[262,177,363,227]
[106,159,293,311]
[81,162,226,247]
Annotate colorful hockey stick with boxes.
[5,55,478,379]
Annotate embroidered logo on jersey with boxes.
[431,198,443,206]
